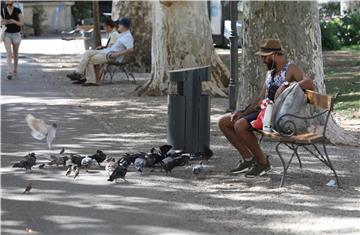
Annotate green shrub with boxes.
[320,18,341,50]
[321,12,360,50]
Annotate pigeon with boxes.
[23,183,32,194]
[70,153,85,167]
[159,144,173,156]
[134,157,146,173]
[48,155,69,167]
[65,165,72,176]
[161,154,190,175]
[192,162,203,175]
[105,158,117,176]
[108,165,127,183]
[89,150,107,167]
[73,166,80,179]
[117,152,146,167]
[13,153,37,172]
[38,163,45,169]
[81,156,96,172]
[25,114,57,149]
[59,147,65,154]
[202,146,213,161]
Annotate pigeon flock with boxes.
[12,145,213,185]
[14,114,213,193]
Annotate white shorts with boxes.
[4,32,21,44]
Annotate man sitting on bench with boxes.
[218,38,314,177]
[67,18,134,86]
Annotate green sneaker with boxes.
[245,161,272,178]
[230,157,256,174]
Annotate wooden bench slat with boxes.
[257,130,324,144]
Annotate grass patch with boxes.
[339,45,360,51]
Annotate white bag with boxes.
[272,83,309,135]
[1,8,7,43]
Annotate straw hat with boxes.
[255,38,284,56]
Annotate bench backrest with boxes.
[305,90,335,111]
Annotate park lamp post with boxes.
[228,0,238,112]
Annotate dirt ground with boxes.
[1,41,360,234]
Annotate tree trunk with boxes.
[112,0,152,73]
[136,0,229,97]
[239,1,358,145]
[92,0,102,48]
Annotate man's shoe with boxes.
[230,157,256,174]
[245,161,272,178]
[72,79,87,84]
[67,72,82,80]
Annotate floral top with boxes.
[264,61,293,100]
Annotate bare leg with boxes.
[12,42,21,75]
[4,39,13,75]
[218,113,253,159]
[234,119,267,164]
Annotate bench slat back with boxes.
[305,90,334,111]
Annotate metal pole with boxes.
[228,0,238,112]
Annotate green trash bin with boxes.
[167,66,211,154]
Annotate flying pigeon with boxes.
[134,157,146,173]
[108,165,127,183]
[81,156,96,172]
[23,183,32,194]
[13,153,37,172]
[105,158,117,176]
[192,162,203,175]
[65,165,72,176]
[73,166,80,179]
[25,114,57,149]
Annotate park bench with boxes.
[255,90,341,188]
[100,57,136,84]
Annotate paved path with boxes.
[1,39,360,235]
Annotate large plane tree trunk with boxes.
[239,1,358,145]
[112,0,152,72]
[136,0,229,97]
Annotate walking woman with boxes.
[1,0,23,80]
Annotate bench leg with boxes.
[323,143,342,188]
[284,143,302,169]
[275,142,287,187]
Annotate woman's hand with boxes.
[1,19,9,25]
[7,19,16,24]
[109,52,119,59]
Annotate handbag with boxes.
[1,8,7,43]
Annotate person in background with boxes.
[92,18,119,84]
[67,18,133,87]
[1,0,24,80]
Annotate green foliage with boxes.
[321,12,360,50]
[71,1,92,25]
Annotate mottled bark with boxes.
[238,1,325,109]
[112,0,152,72]
[239,1,358,145]
[136,0,229,97]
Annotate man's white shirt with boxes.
[101,30,134,62]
